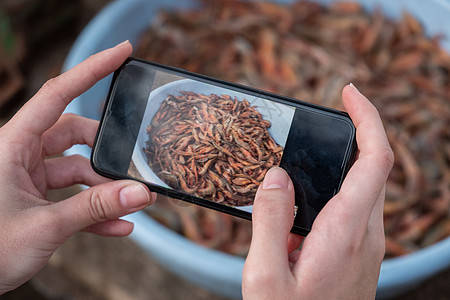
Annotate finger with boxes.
[83,219,134,237]
[42,113,99,156]
[288,248,302,264]
[287,233,304,254]
[368,185,386,238]
[338,84,394,220]
[45,155,108,189]
[343,84,392,161]
[245,167,295,274]
[49,180,155,236]
[366,185,387,260]
[13,41,133,136]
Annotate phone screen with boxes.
[93,58,356,235]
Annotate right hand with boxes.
[242,84,394,300]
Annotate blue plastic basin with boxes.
[63,0,450,298]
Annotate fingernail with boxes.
[116,40,130,47]
[349,82,360,93]
[262,167,289,190]
[120,183,150,209]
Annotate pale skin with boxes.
[0,41,156,294]
[0,41,393,298]
[243,84,394,300]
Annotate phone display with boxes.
[92,58,357,235]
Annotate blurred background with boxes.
[0,1,225,299]
[1,0,450,299]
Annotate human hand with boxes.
[0,41,156,294]
[242,84,394,300]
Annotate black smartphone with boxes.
[92,58,357,236]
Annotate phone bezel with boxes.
[91,57,357,236]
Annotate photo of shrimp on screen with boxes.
[128,70,295,213]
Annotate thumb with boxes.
[52,180,155,236]
[246,167,296,272]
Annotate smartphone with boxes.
[92,58,357,236]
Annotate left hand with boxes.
[0,41,156,294]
